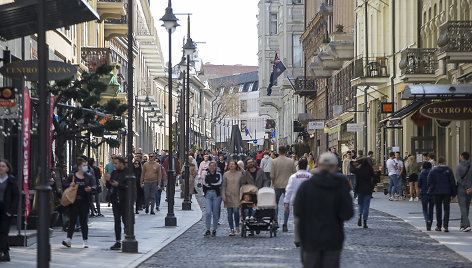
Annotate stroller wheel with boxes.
[241,223,247,238]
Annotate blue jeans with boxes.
[155,189,162,208]
[347,175,356,190]
[421,194,434,223]
[395,175,403,196]
[243,208,256,219]
[227,207,240,230]
[357,194,372,220]
[388,174,397,196]
[275,188,289,225]
[205,190,221,230]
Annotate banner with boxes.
[22,87,31,219]
[49,96,54,169]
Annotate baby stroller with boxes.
[240,185,278,238]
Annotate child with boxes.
[240,193,256,220]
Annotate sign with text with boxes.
[381,102,394,113]
[308,121,325,130]
[0,87,15,107]
[0,60,77,81]
[347,123,363,132]
[420,100,472,120]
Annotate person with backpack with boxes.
[456,152,472,232]
[427,156,457,232]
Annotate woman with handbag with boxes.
[0,159,19,262]
[221,160,242,236]
[62,159,96,248]
[407,156,420,202]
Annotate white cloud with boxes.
[150,0,258,66]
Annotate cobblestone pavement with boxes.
[140,192,472,268]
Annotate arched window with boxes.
[439,0,443,13]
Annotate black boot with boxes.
[363,220,368,229]
[1,251,10,262]
[357,214,362,227]
[426,221,432,231]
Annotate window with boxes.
[270,13,278,35]
[229,86,234,94]
[238,84,244,92]
[247,83,254,92]
[219,87,225,96]
[292,34,302,67]
[292,0,303,4]
[240,100,248,112]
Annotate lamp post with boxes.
[161,0,179,227]
[182,17,196,209]
[122,0,138,253]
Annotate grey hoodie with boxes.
[456,161,472,189]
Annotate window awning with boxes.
[0,0,100,41]
[403,84,472,100]
[379,100,429,127]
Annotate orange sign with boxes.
[381,102,394,113]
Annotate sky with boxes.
[150,0,258,66]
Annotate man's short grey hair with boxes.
[318,152,339,166]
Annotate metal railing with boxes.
[399,48,437,75]
[353,56,389,78]
[105,15,127,24]
[294,77,318,93]
[438,21,472,53]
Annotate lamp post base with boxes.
[165,215,177,227]
[122,236,138,253]
[182,200,191,211]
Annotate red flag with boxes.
[22,87,31,219]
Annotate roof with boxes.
[208,71,259,93]
[202,64,257,80]
[0,0,100,40]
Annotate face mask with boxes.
[82,166,88,173]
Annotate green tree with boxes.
[49,65,127,167]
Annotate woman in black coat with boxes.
[0,159,19,262]
[350,157,377,228]
[133,160,144,214]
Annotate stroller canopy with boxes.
[240,184,258,200]
[257,187,277,209]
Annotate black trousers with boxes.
[0,202,12,252]
[301,249,341,268]
[112,201,127,241]
[434,194,451,229]
[67,197,89,240]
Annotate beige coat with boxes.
[222,170,243,208]
[270,156,296,188]
[181,164,198,196]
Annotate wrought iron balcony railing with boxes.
[294,77,318,98]
[353,56,389,78]
[399,48,437,75]
[438,21,472,53]
[105,15,127,24]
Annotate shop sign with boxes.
[308,121,324,130]
[347,123,363,132]
[381,102,394,113]
[419,100,472,120]
[0,60,77,81]
[209,137,214,142]
[0,87,15,107]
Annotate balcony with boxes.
[294,77,318,99]
[399,48,437,83]
[97,0,126,21]
[351,56,389,87]
[104,15,128,40]
[437,21,472,63]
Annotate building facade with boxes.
[257,0,306,148]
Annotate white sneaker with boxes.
[414,197,419,202]
[409,197,413,202]
[229,229,235,236]
[83,240,88,248]
[464,226,471,232]
[62,239,71,248]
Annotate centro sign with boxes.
[419,100,472,120]
[0,60,77,81]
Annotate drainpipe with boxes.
[391,0,396,148]
[364,1,368,154]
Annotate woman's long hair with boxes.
[228,160,241,171]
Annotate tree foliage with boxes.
[49,64,127,166]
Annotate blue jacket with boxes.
[427,165,457,196]
[418,168,431,195]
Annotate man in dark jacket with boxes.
[418,161,434,230]
[106,157,134,250]
[294,152,353,268]
[240,158,270,189]
[456,152,472,232]
[427,156,457,232]
[0,160,19,262]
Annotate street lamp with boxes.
[122,0,138,253]
[161,0,179,227]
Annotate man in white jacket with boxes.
[284,158,311,247]
[260,152,272,183]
